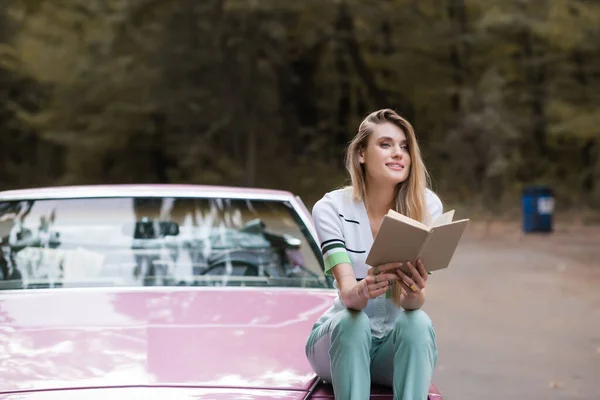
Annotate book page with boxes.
[365,214,430,267]
[429,210,455,228]
[386,209,430,231]
[417,219,469,271]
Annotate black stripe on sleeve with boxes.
[320,238,345,249]
[322,242,346,254]
[346,248,366,254]
[338,214,360,224]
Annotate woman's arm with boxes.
[333,262,404,311]
[331,263,368,311]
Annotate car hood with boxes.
[0,287,336,396]
[0,387,315,400]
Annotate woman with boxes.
[305,109,443,400]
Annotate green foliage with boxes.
[0,0,599,211]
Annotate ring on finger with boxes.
[373,266,380,275]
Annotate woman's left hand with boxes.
[395,259,428,295]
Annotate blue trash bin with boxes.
[522,186,554,233]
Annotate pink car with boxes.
[0,184,442,399]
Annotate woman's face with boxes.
[359,122,411,185]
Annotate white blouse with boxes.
[310,186,443,338]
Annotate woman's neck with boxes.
[364,180,396,218]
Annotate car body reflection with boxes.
[0,185,442,399]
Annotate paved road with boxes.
[424,222,600,400]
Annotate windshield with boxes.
[0,196,331,290]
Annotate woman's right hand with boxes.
[359,262,403,299]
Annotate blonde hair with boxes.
[344,108,431,306]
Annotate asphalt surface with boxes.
[424,222,600,400]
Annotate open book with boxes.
[365,209,469,272]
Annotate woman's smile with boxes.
[386,162,405,171]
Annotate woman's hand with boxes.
[395,259,428,309]
[359,262,402,299]
[396,259,428,293]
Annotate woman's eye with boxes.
[401,145,409,151]
[380,143,391,148]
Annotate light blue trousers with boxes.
[305,309,437,400]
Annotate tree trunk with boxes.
[572,50,594,196]
[379,0,414,121]
[150,112,171,183]
[581,139,595,194]
[336,2,389,109]
[334,17,351,154]
[447,0,470,113]
[245,128,256,187]
[519,27,548,180]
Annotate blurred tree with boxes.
[2,0,599,212]
[474,0,600,207]
[0,1,60,190]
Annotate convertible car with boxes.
[0,184,442,399]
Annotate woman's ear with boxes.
[358,148,365,164]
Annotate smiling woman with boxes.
[305,109,443,400]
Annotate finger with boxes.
[396,268,419,292]
[416,259,428,280]
[360,279,370,299]
[368,272,399,286]
[367,285,387,298]
[404,261,419,278]
[378,272,400,282]
[405,262,426,289]
[369,284,389,298]
[396,279,414,294]
[370,262,403,275]
[367,279,390,292]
